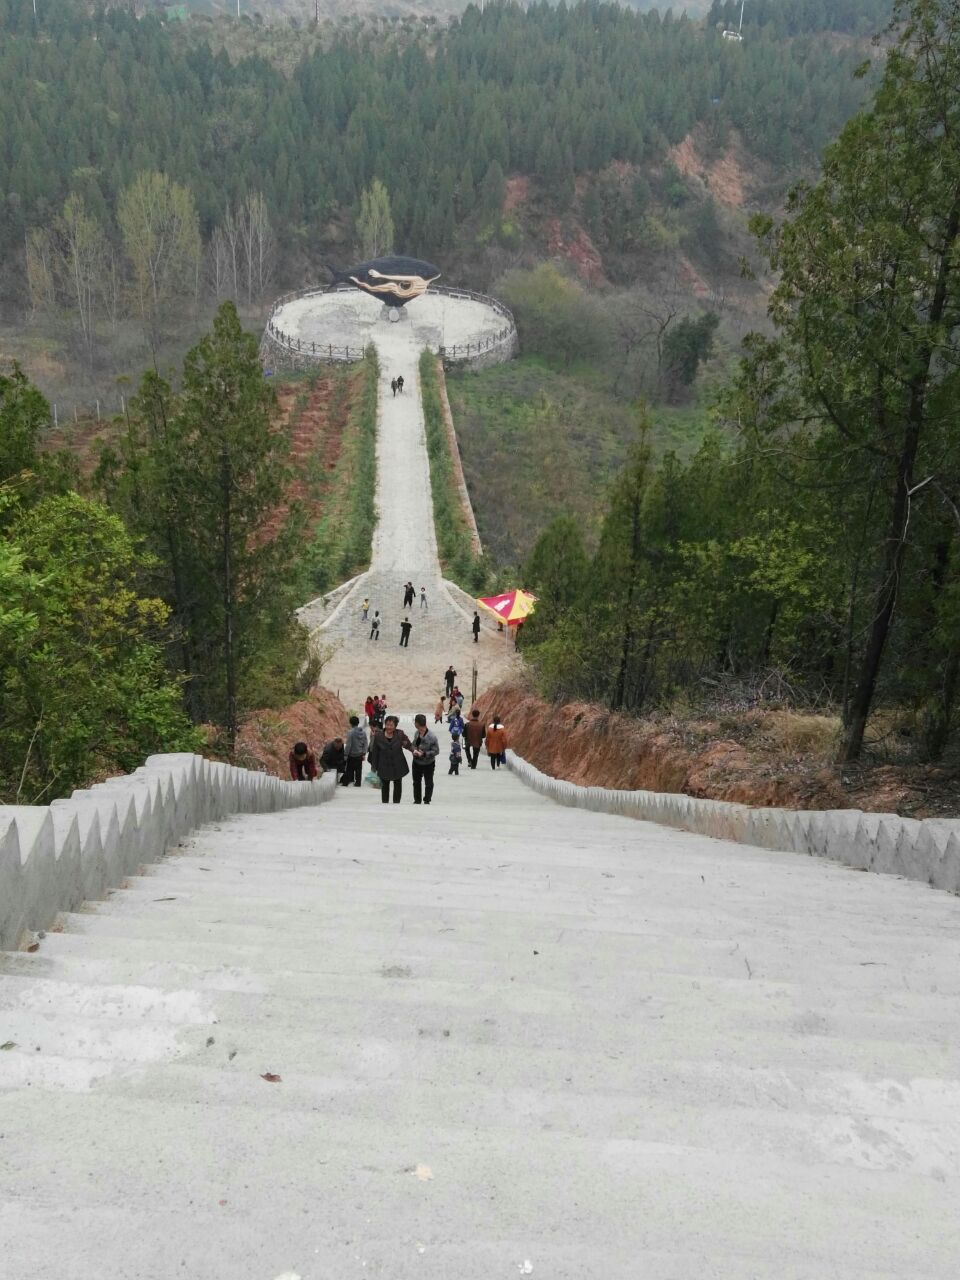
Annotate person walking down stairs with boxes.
[463,710,485,769]
[486,717,508,770]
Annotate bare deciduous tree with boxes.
[118,171,200,355]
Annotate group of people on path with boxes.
[363,694,391,728]
[403,581,427,610]
[361,583,435,645]
[288,715,370,788]
[389,374,405,397]
[289,677,509,804]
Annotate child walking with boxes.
[448,732,462,776]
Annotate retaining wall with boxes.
[506,751,960,895]
[0,754,337,950]
[434,357,483,558]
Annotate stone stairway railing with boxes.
[506,751,960,895]
[0,754,337,951]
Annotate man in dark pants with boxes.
[341,715,368,787]
[399,617,412,647]
[319,736,346,781]
[472,612,481,643]
[444,664,457,695]
[369,716,411,804]
[410,713,439,804]
[463,709,485,769]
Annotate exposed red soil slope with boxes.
[544,218,607,285]
[475,682,960,819]
[668,128,750,208]
[234,686,349,778]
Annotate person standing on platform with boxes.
[369,716,411,805]
[399,617,412,647]
[472,611,481,643]
[444,665,457,696]
[410,714,439,804]
[463,710,485,769]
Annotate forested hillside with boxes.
[1,0,875,312]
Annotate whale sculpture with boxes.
[326,255,441,307]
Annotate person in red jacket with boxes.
[289,741,318,781]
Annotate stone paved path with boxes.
[1,748,958,1278]
[298,312,517,712]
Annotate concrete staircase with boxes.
[2,754,959,1278]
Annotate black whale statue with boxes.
[326,256,441,307]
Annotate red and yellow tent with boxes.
[476,588,537,626]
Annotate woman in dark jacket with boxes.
[369,715,412,804]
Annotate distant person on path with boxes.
[410,713,439,804]
[364,695,375,725]
[444,665,457,696]
[403,581,415,609]
[390,378,397,397]
[341,716,368,787]
[434,695,445,724]
[420,586,428,610]
[369,715,411,805]
[319,736,347,780]
[361,597,370,621]
[464,710,485,769]
[472,611,481,643]
[380,694,388,719]
[449,732,462,776]
[289,741,318,781]
[399,617,412,647]
[396,374,404,393]
[486,717,508,770]
[369,611,380,640]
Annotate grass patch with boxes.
[447,356,716,565]
[419,350,486,590]
[307,348,378,593]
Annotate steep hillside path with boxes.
[1,746,957,1278]
[298,316,517,711]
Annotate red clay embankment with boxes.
[473,681,849,811]
[235,687,349,779]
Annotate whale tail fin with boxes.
[323,261,348,287]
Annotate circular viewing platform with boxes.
[260,283,518,372]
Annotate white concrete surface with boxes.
[273,288,509,356]
[298,317,518,712]
[0,756,337,950]
[505,751,960,895]
[1,758,958,1278]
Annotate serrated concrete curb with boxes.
[0,754,337,950]
[505,751,960,895]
